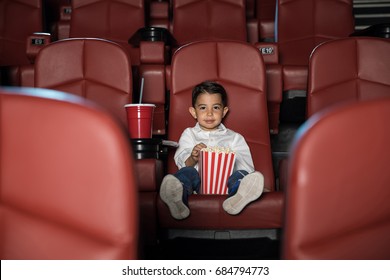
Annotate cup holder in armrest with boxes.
[128,27,177,46]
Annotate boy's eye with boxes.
[199,106,206,110]
[213,105,221,110]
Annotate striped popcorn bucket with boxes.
[199,147,236,194]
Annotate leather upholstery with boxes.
[171,0,247,45]
[277,0,354,66]
[276,0,354,92]
[256,0,276,41]
[307,37,390,117]
[0,87,139,259]
[283,98,390,259]
[35,38,132,126]
[158,40,283,229]
[69,0,145,65]
[0,0,43,66]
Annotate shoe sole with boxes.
[222,172,264,215]
[160,175,190,220]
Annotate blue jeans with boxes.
[173,166,248,205]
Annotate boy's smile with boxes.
[189,92,229,131]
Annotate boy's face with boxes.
[189,92,229,131]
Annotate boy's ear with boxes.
[222,106,229,118]
[189,107,197,119]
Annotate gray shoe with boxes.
[160,175,190,220]
[222,171,264,215]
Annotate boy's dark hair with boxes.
[192,81,228,107]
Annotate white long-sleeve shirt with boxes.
[174,123,255,173]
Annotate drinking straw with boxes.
[139,77,144,104]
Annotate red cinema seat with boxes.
[69,0,145,65]
[34,38,132,127]
[171,0,248,46]
[0,0,43,66]
[35,37,164,250]
[68,0,168,136]
[0,0,45,87]
[283,98,390,259]
[0,87,139,259]
[157,40,283,238]
[307,37,390,118]
[168,0,280,134]
[276,0,355,121]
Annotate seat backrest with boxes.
[171,0,247,45]
[0,87,138,259]
[168,40,275,190]
[283,98,390,259]
[69,0,145,64]
[35,38,132,126]
[0,0,43,66]
[276,0,354,66]
[307,37,390,117]
[69,0,145,44]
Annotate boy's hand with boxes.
[185,143,207,167]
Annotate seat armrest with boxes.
[56,5,72,40]
[165,65,172,92]
[140,41,166,64]
[278,157,289,192]
[259,19,275,42]
[255,42,279,64]
[135,158,164,191]
[247,18,259,44]
[150,1,169,29]
[26,33,51,63]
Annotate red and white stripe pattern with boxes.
[199,147,236,194]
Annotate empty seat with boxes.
[69,0,145,65]
[171,0,248,46]
[307,37,390,117]
[283,98,390,259]
[0,0,43,66]
[0,0,44,88]
[0,87,139,259]
[68,0,169,135]
[276,0,355,121]
[157,40,283,235]
[34,37,165,250]
[34,38,133,126]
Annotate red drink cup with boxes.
[124,104,155,138]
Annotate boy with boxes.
[160,81,264,220]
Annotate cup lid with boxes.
[124,103,156,107]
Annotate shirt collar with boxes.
[194,122,227,133]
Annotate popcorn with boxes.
[199,146,236,194]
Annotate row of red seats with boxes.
[0,0,276,67]
[49,0,277,42]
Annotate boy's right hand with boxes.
[185,143,207,167]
